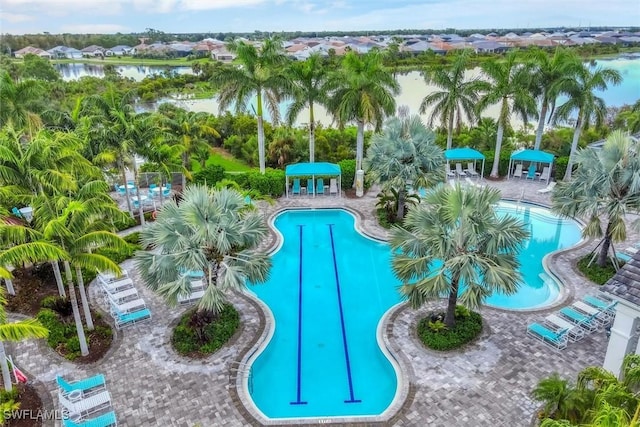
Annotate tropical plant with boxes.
[525,47,581,150]
[365,113,444,221]
[327,51,400,173]
[554,63,622,180]
[284,53,331,162]
[478,51,538,177]
[551,131,640,267]
[0,289,48,390]
[0,71,44,134]
[375,188,421,224]
[210,38,290,174]
[390,184,528,327]
[135,186,272,321]
[419,50,482,150]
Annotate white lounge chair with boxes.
[100,278,134,294]
[539,166,551,183]
[455,163,467,177]
[105,287,139,304]
[58,390,112,421]
[178,290,206,305]
[537,182,556,194]
[329,178,338,195]
[544,314,585,342]
[445,164,456,178]
[110,298,146,314]
[98,270,128,285]
[466,162,479,177]
[512,164,523,179]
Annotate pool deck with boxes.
[10,177,637,426]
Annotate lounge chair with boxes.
[584,295,617,315]
[559,307,599,332]
[306,179,314,196]
[316,178,325,196]
[58,390,112,421]
[178,289,205,305]
[455,163,467,177]
[466,163,479,177]
[98,271,128,284]
[292,179,301,196]
[63,410,117,427]
[572,301,613,326]
[526,164,537,180]
[112,308,151,330]
[109,298,146,314]
[527,323,568,351]
[537,182,556,194]
[539,166,551,183]
[512,164,523,179]
[11,207,22,218]
[329,178,338,195]
[56,375,106,397]
[544,314,585,342]
[99,278,134,294]
[105,287,139,304]
[464,177,485,189]
[445,164,456,178]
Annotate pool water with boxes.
[248,204,581,419]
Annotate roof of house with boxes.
[81,45,104,52]
[603,251,640,306]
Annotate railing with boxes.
[228,361,253,394]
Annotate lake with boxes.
[57,57,640,127]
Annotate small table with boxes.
[131,195,148,203]
[18,207,33,221]
[118,184,135,191]
[150,186,169,194]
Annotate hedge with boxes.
[417,309,483,351]
[338,159,356,190]
[193,164,226,186]
[246,168,285,197]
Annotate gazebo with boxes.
[285,162,341,198]
[444,148,486,179]
[507,149,554,179]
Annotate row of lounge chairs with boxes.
[291,178,338,196]
[527,293,617,352]
[512,164,551,182]
[56,374,116,426]
[446,163,479,178]
[98,271,151,330]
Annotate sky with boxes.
[0,0,639,35]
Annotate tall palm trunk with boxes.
[309,103,315,163]
[121,164,133,217]
[597,222,613,268]
[564,114,584,181]
[3,278,14,296]
[396,189,406,222]
[133,160,145,227]
[356,120,365,172]
[0,342,11,391]
[444,276,460,328]
[490,121,505,178]
[257,90,266,174]
[446,112,455,150]
[75,266,94,330]
[51,261,66,297]
[181,153,188,191]
[63,261,89,356]
[534,98,549,151]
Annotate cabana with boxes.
[285,162,341,198]
[508,149,554,180]
[444,148,486,179]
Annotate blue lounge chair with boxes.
[526,164,537,180]
[292,179,301,196]
[559,307,598,332]
[63,410,117,427]
[57,375,106,396]
[307,179,314,196]
[584,295,617,314]
[527,323,568,351]
[11,207,22,218]
[113,308,151,330]
[316,178,325,195]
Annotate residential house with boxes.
[14,46,52,59]
[47,45,82,59]
[108,45,133,56]
[211,46,236,62]
[81,45,105,57]
[471,40,510,53]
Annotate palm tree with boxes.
[364,113,444,221]
[135,186,272,318]
[419,50,482,150]
[390,184,528,327]
[210,38,290,174]
[525,47,581,150]
[0,71,44,135]
[327,51,400,172]
[532,374,586,423]
[0,289,48,390]
[478,51,538,178]
[554,64,622,180]
[551,131,640,267]
[284,53,331,162]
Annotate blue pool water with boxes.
[248,204,581,419]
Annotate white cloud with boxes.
[60,23,129,33]
[2,0,123,16]
[0,12,34,23]
[177,0,268,11]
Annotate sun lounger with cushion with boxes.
[292,179,301,196]
[63,410,117,427]
[316,178,325,195]
[537,182,556,194]
[100,278,134,294]
[544,314,585,341]
[584,295,617,315]
[559,307,599,332]
[110,298,146,314]
[572,301,613,326]
[56,375,106,397]
[112,308,151,330]
[512,164,523,179]
[466,163,479,177]
[527,323,568,351]
[455,163,467,177]
[58,390,112,421]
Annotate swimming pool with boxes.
[247,203,581,420]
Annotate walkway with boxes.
[11,177,626,426]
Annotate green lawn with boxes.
[191,150,251,173]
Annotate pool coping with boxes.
[233,206,414,426]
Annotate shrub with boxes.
[554,156,569,181]
[417,309,483,351]
[123,232,141,246]
[338,159,356,190]
[111,216,137,232]
[246,168,285,197]
[577,255,622,285]
[480,150,511,177]
[171,304,240,357]
[224,172,249,188]
[193,164,226,186]
[41,296,72,317]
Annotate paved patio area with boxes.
[10,177,634,426]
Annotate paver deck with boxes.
[10,177,628,426]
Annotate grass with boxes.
[191,149,252,173]
[576,254,623,285]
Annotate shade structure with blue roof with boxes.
[508,149,555,180]
[285,162,341,197]
[444,147,486,179]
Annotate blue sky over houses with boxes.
[0,0,638,34]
